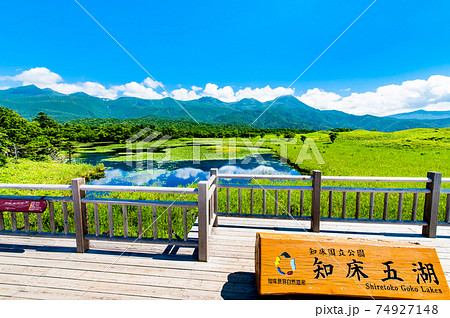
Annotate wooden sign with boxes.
[0,199,47,213]
[255,233,450,299]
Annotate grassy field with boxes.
[0,159,105,186]
[0,158,197,239]
[0,128,449,238]
[225,128,450,222]
[266,128,450,177]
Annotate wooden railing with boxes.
[0,170,448,262]
[0,176,215,261]
[0,183,74,238]
[197,169,219,261]
[217,171,449,238]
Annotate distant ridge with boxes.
[389,109,450,120]
[0,85,449,132]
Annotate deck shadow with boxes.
[0,244,25,253]
[220,272,258,299]
[0,242,198,262]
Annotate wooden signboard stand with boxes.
[255,233,449,299]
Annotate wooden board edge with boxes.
[255,232,261,295]
[256,232,429,249]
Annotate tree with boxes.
[329,132,338,143]
[284,131,296,140]
[33,111,58,129]
[300,135,307,142]
[23,136,56,161]
[61,140,76,162]
[0,131,9,166]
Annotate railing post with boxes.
[198,181,209,261]
[422,171,442,238]
[311,170,322,233]
[210,168,219,227]
[72,178,90,253]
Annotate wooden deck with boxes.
[0,217,449,299]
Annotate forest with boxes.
[0,106,318,166]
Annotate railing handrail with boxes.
[218,174,313,181]
[0,183,198,194]
[321,186,431,194]
[321,176,432,183]
[1,174,442,192]
[0,183,72,191]
[79,184,198,194]
[217,174,433,183]
[82,197,198,208]
[219,184,313,191]
[0,194,72,202]
[206,174,216,187]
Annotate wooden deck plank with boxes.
[0,215,449,299]
[0,249,252,273]
[0,264,256,295]
[0,256,255,284]
[0,272,214,300]
[0,280,166,300]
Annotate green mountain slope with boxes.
[0,85,449,132]
[389,109,450,120]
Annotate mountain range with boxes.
[0,85,449,132]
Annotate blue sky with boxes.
[1,0,450,115]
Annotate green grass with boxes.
[266,128,450,177]
[0,159,197,239]
[1,128,449,238]
[251,128,450,222]
[0,159,105,186]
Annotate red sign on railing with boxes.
[0,199,47,213]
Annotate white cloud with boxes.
[2,67,170,100]
[235,85,294,102]
[298,88,342,110]
[11,67,62,86]
[112,82,166,99]
[202,83,236,102]
[50,82,118,99]
[174,167,204,179]
[169,83,295,103]
[90,169,168,186]
[2,67,450,115]
[2,67,118,99]
[423,102,450,112]
[143,77,164,89]
[171,88,201,101]
[298,75,450,116]
[218,165,278,175]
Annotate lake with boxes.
[78,151,300,187]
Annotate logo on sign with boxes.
[275,252,296,275]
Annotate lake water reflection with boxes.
[80,153,300,187]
